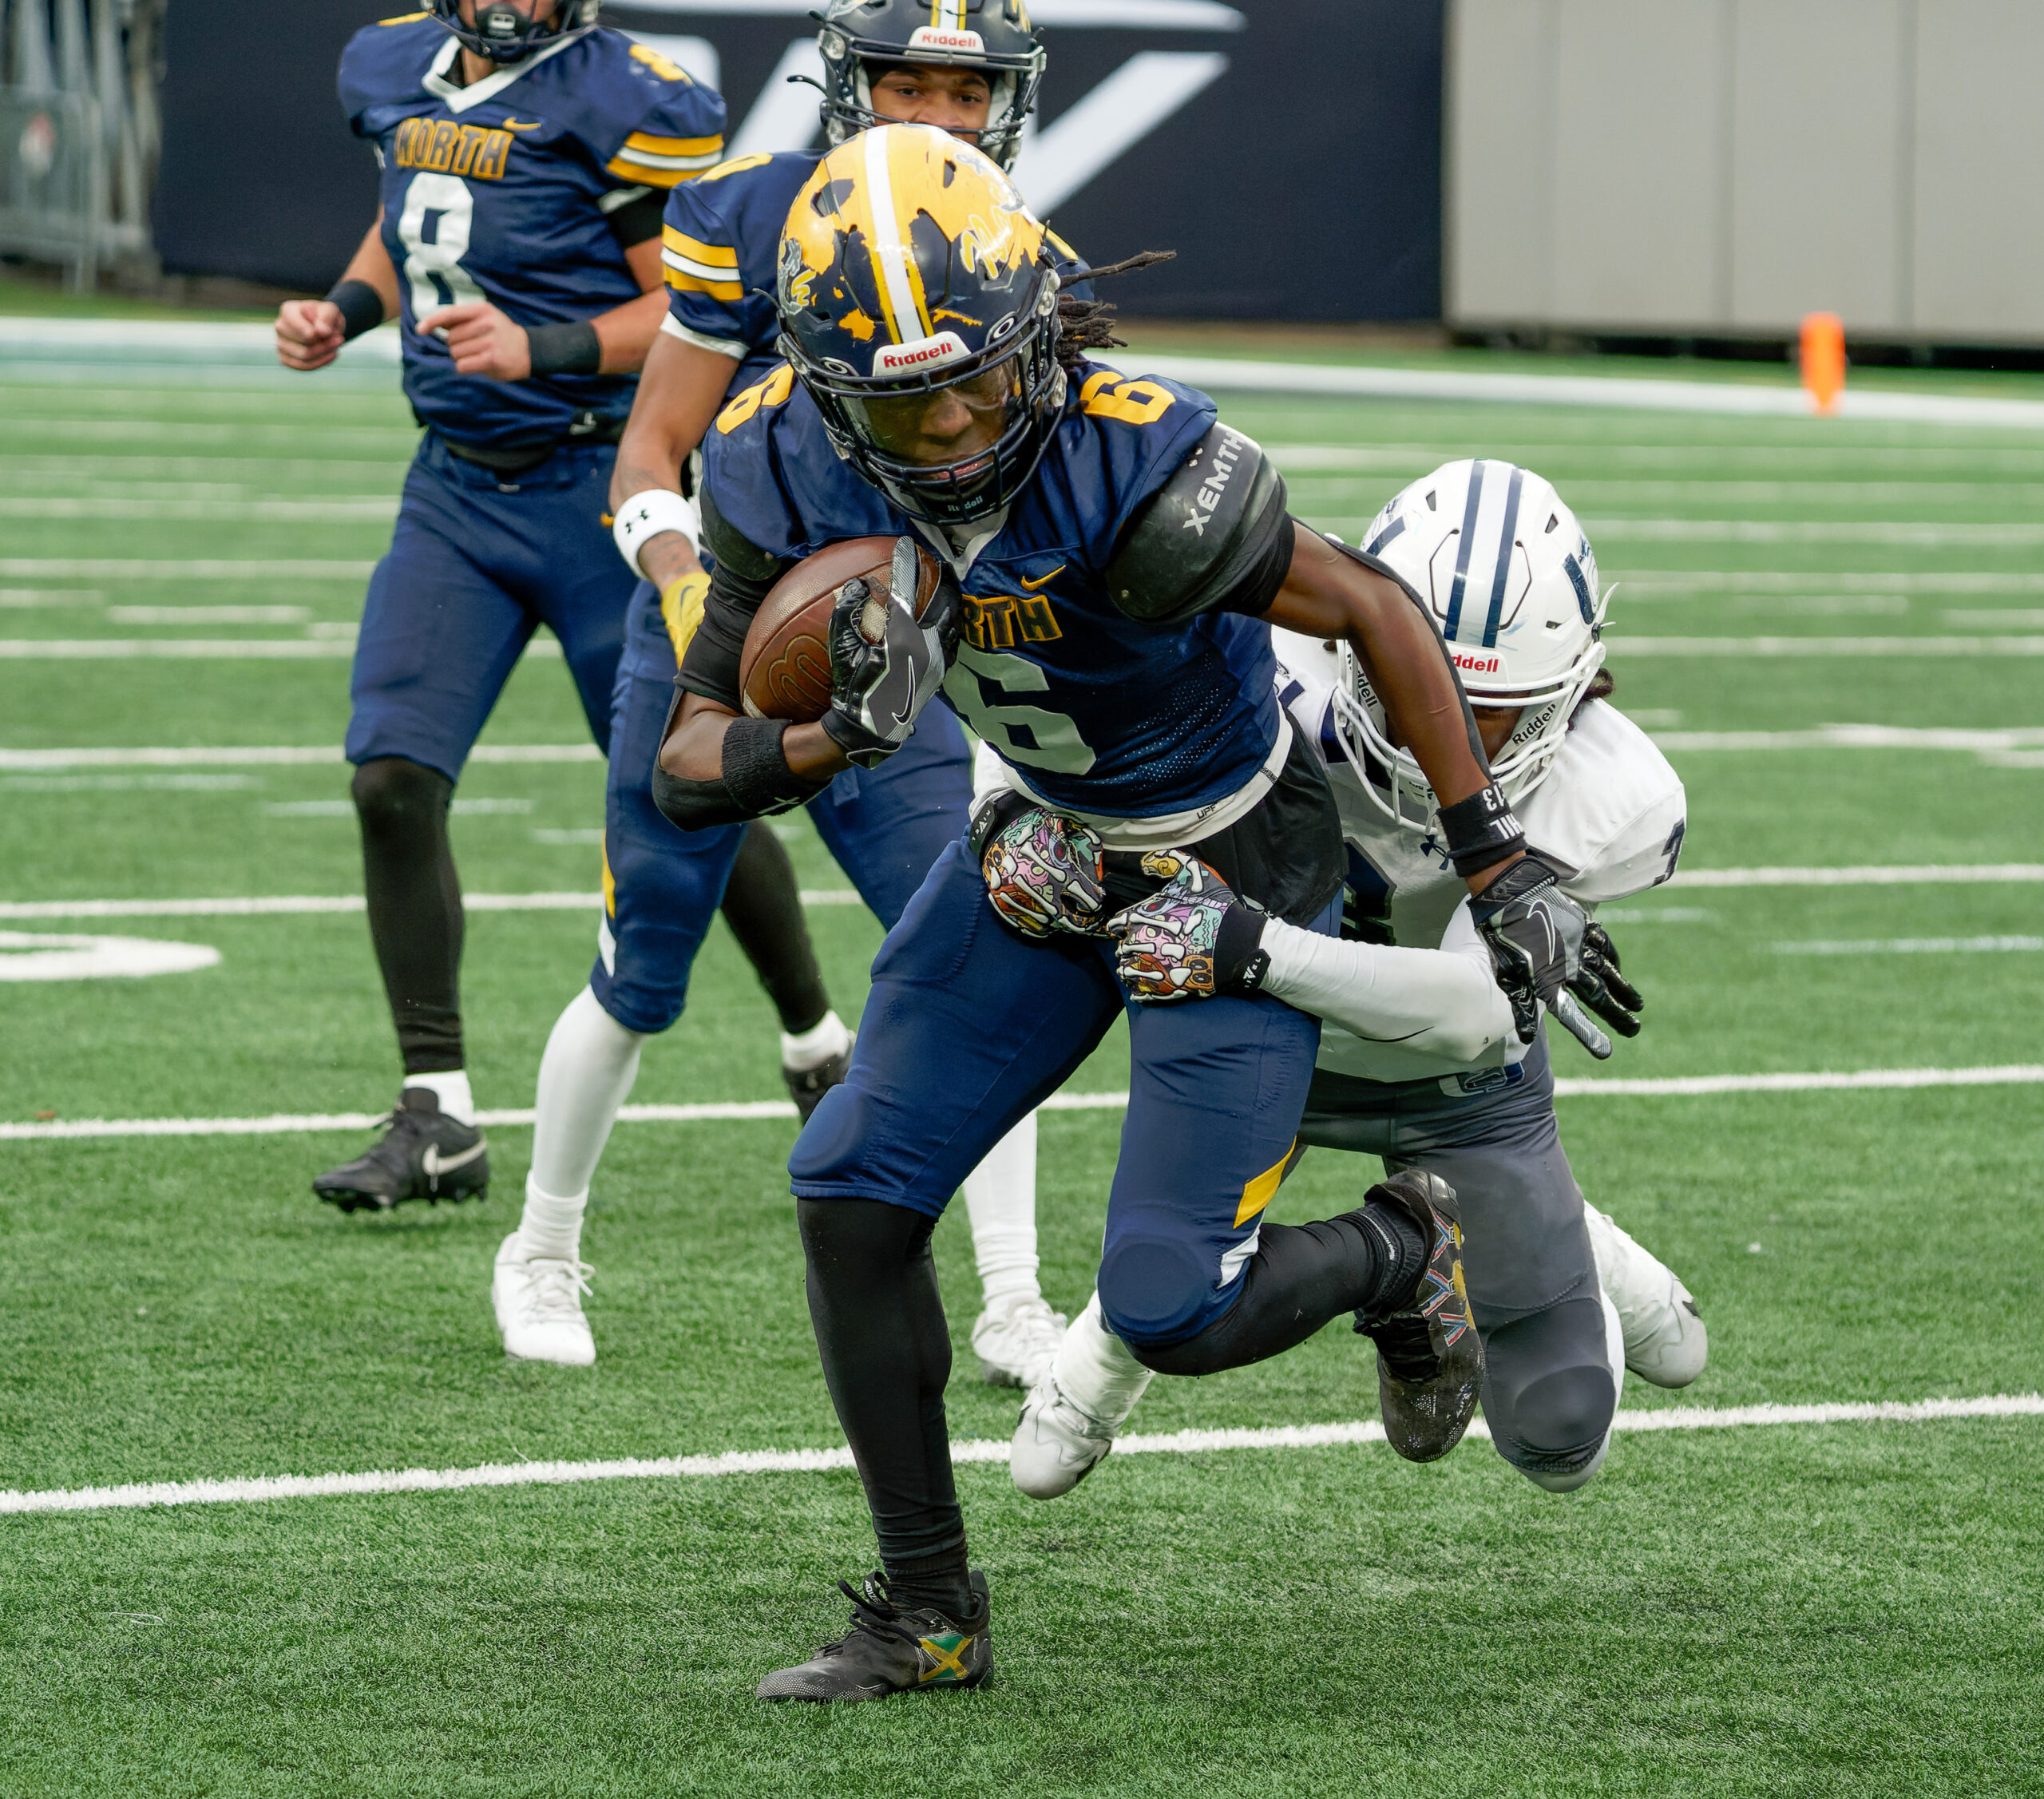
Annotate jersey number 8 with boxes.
[398,172,484,320]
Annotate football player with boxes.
[652,126,1590,1701]
[500,0,1076,1380]
[1011,462,1708,1501]
[277,0,731,1212]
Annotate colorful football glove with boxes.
[818,539,962,769]
[1468,852,1614,1058]
[977,795,1107,937]
[1107,851,1271,1004]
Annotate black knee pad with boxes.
[1481,1298,1615,1476]
[351,757,453,835]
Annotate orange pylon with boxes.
[1800,312,1845,415]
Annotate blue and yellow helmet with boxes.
[815,0,1046,171]
[776,123,1064,528]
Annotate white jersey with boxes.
[1270,629,1687,1088]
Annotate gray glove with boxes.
[1468,852,1612,1059]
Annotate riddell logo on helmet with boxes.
[908,25,984,51]
[874,331,969,374]
[1453,652,1502,675]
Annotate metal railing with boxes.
[2,0,164,289]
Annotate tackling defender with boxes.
[278,0,723,1211]
[655,126,1598,1700]
[497,0,1079,1381]
[1012,462,1708,1500]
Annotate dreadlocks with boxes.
[1055,251,1175,373]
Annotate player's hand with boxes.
[1468,851,1602,1052]
[976,794,1107,937]
[418,301,532,381]
[275,299,346,371]
[1569,921,1643,1040]
[1107,851,1270,1004]
[818,539,961,768]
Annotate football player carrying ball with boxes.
[655,125,1588,1702]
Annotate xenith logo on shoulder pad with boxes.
[1181,428,1249,537]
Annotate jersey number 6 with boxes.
[945,647,1097,775]
[398,172,485,319]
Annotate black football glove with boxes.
[1569,920,1644,1040]
[818,538,962,769]
[1468,851,1613,1060]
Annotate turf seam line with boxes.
[4,1396,2037,1517]
[3,1068,2039,1141]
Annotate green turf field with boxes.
[2,326,2040,1797]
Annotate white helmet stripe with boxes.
[1480,463,1527,648]
[1440,458,1487,641]
[862,128,925,346]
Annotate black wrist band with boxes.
[525,319,603,378]
[969,788,1033,862]
[324,279,385,343]
[723,715,824,817]
[1436,783,1527,878]
[1215,901,1271,994]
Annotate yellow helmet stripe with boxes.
[862,129,933,343]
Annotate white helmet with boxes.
[1333,459,1609,832]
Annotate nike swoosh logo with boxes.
[422,1139,487,1179]
[500,118,544,132]
[1017,565,1064,591]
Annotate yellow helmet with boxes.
[776,122,1064,526]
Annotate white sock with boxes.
[780,1008,851,1072]
[408,1068,473,1124]
[529,986,646,1201]
[962,1111,1040,1309]
[1052,1292,1154,1431]
[518,1174,586,1263]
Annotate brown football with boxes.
[739,535,943,724]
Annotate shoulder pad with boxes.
[1105,423,1289,624]
[338,15,442,128]
[698,485,787,591]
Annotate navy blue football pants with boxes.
[1300,1031,1615,1482]
[790,839,1335,1349]
[589,576,972,1034]
[347,433,629,777]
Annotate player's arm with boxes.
[418,230,671,382]
[608,331,745,585]
[275,216,398,372]
[1106,423,1521,894]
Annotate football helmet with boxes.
[430,0,596,65]
[776,123,1064,527]
[1333,460,1610,831]
[815,0,1045,171]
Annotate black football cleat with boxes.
[312,1088,489,1213]
[1353,1169,1483,1462]
[782,1033,854,1124]
[756,1571,991,1702]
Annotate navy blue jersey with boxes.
[698,361,1282,821]
[340,16,726,449]
[661,150,1091,389]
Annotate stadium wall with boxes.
[152,0,1445,321]
[1447,0,2044,344]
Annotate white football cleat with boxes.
[970,1293,1067,1389]
[492,1231,596,1366]
[1583,1204,1707,1388]
[1011,1375,1117,1500]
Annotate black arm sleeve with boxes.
[675,484,794,707]
[604,187,667,251]
[1104,423,1292,624]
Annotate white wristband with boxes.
[612,486,699,578]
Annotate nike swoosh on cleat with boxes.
[422,1140,486,1179]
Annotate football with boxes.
[738,535,945,723]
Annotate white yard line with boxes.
[3,1067,2038,1144]
[1654,726,2044,751]
[0,744,602,771]
[2,1393,2036,1518]
[2,863,2028,922]
[0,639,563,660]
[0,560,376,579]
[1773,936,2042,955]
[0,499,398,522]
[1608,636,2044,656]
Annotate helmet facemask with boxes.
[434,0,595,64]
